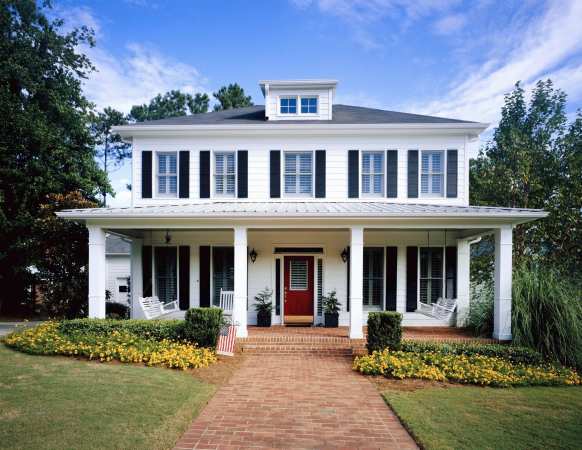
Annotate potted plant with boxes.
[254,287,273,327]
[323,290,341,328]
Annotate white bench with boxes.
[138,296,179,320]
[417,297,457,321]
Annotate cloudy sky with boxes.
[55,0,582,206]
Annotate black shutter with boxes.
[270,150,281,198]
[179,151,189,198]
[237,150,248,198]
[445,246,457,298]
[385,247,397,311]
[199,151,210,198]
[346,246,350,312]
[199,245,211,307]
[179,246,190,310]
[348,150,359,198]
[315,150,326,198]
[386,150,398,198]
[446,149,458,198]
[141,151,152,199]
[408,150,418,198]
[275,259,281,315]
[406,246,418,312]
[142,245,152,297]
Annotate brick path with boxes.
[175,355,417,449]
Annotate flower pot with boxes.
[324,312,339,328]
[257,310,271,327]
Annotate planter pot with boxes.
[324,312,339,328]
[257,310,272,327]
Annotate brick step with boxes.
[239,336,351,345]
[239,343,354,356]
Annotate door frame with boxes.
[283,255,315,324]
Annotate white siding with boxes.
[106,254,131,305]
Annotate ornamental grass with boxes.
[354,349,581,387]
[4,322,217,370]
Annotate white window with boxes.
[214,152,236,196]
[421,151,444,197]
[280,97,297,114]
[284,152,313,196]
[362,151,384,196]
[301,97,318,114]
[157,152,177,197]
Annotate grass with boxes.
[383,385,582,450]
[0,344,216,450]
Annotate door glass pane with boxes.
[212,247,234,306]
[155,247,177,304]
[290,259,308,290]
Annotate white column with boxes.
[233,226,248,337]
[349,226,364,339]
[456,239,471,327]
[87,225,106,318]
[130,238,144,319]
[494,226,513,340]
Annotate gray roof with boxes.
[123,105,476,126]
[106,235,131,254]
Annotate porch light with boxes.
[165,230,172,245]
[249,248,258,263]
[341,247,349,263]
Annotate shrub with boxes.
[322,290,341,314]
[253,288,273,314]
[183,308,224,348]
[58,318,184,341]
[367,312,402,353]
[466,280,494,337]
[105,302,129,319]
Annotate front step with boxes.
[240,343,353,356]
[238,335,366,356]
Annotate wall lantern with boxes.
[340,247,349,263]
[165,230,172,245]
[249,248,258,263]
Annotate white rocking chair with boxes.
[418,297,457,321]
[219,289,234,318]
[138,296,179,320]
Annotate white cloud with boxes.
[433,13,466,35]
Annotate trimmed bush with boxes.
[367,312,402,353]
[58,318,184,341]
[183,308,224,348]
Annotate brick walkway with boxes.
[175,355,417,449]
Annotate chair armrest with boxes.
[418,302,433,313]
[162,300,179,312]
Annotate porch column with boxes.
[130,238,144,319]
[456,239,470,327]
[349,226,364,339]
[493,226,513,340]
[87,225,106,318]
[233,226,248,337]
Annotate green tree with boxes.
[0,0,108,315]
[213,83,253,111]
[129,90,209,122]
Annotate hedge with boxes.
[58,318,184,342]
[183,307,224,348]
[367,312,402,353]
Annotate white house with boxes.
[58,79,546,339]
[105,235,131,305]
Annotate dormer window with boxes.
[280,97,297,114]
[301,97,318,114]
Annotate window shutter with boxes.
[406,246,418,312]
[348,150,359,198]
[315,150,326,198]
[199,151,210,198]
[407,150,418,198]
[179,151,189,198]
[385,247,397,311]
[199,246,210,307]
[141,151,152,199]
[270,150,281,198]
[178,246,190,310]
[237,150,248,198]
[142,245,152,297]
[445,246,457,298]
[446,149,458,198]
[386,150,398,198]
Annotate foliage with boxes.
[58,318,184,341]
[213,83,253,111]
[129,90,209,122]
[4,322,217,370]
[183,308,224,348]
[253,287,273,314]
[466,278,494,337]
[354,349,580,387]
[0,0,108,315]
[366,312,402,353]
[322,290,341,314]
[105,302,129,319]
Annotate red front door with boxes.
[284,256,314,323]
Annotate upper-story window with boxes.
[284,151,312,196]
[157,152,177,197]
[421,150,444,197]
[361,151,384,196]
[280,97,297,114]
[215,152,236,196]
[301,97,318,114]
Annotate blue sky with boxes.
[55,0,582,206]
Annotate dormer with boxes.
[260,79,337,121]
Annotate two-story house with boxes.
[58,79,546,339]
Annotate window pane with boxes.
[285,153,296,172]
[420,248,444,304]
[373,153,383,172]
[362,153,371,173]
[290,259,308,290]
[299,153,312,173]
[216,154,224,173]
[421,153,429,172]
[362,174,370,193]
[169,175,177,194]
[226,174,235,194]
[216,175,224,193]
[226,153,235,173]
[431,174,442,194]
[168,154,177,174]
[158,176,166,194]
[285,175,296,194]
[299,174,312,194]
[155,247,177,304]
[212,247,234,306]
[420,174,429,194]
[363,248,383,308]
[373,174,383,194]
[432,152,442,172]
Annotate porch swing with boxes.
[417,230,458,321]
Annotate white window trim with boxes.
[282,150,314,198]
[419,150,446,198]
[155,151,178,198]
[277,95,320,116]
[417,246,446,307]
[360,150,385,197]
[212,151,237,198]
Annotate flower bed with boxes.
[4,322,217,370]
[353,349,581,387]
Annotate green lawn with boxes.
[0,344,216,450]
[384,385,582,450]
